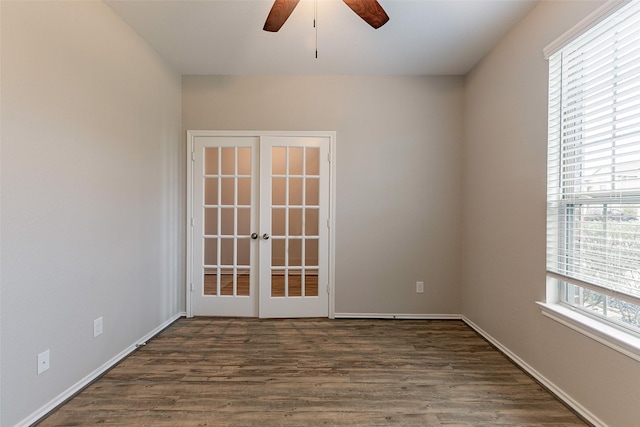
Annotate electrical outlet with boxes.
[416,281,425,294]
[94,317,103,338]
[37,350,50,375]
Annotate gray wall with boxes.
[183,75,464,316]
[462,1,640,426]
[0,2,183,425]
[3,0,638,425]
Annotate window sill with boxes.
[537,301,640,363]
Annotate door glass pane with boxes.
[272,239,285,266]
[237,208,250,236]
[289,239,302,266]
[205,147,218,175]
[199,140,328,312]
[306,178,319,206]
[204,271,217,295]
[237,178,251,205]
[220,208,234,236]
[196,140,260,308]
[237,239,250,265]
[220,238,234,265]
[204,178,218,205]
[289,147,303,175]
[289,178,303,205]
[221,147,235,175]
[288,273,302,296]
[272,208,286,236]
[237,269,250,296]
[237,147,251,175]
[221,178,234,205]
[306,147,319,175]
[272,147,286,175]
[289,208,302,236]
[305,272,318,296]
[305,209,319,236]
[220,268,233,295]
[204,238,218,266]
[271,273,285,297]
[204,208,218,236]
[272,178,286,205]
[266,142,326,305]
[305,239,318,266]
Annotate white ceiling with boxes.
[105,0,538,75]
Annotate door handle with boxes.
[262,233,270,240]
[250,233,258,240]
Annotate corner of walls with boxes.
[461,1,640,426]
[0,0,4,423]
[182,75,465,317]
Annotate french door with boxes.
[187,131,333,318]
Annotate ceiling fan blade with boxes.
[343,0,389,29]
[263,0,301,32]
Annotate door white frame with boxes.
[186,130,336,319]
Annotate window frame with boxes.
[543,0,640,360]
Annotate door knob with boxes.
[262,233,270,240]
[250,233,258,240]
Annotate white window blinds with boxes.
[547,0,640,307]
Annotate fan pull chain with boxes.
[314,0,318,58]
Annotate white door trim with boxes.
[186,130,336,319]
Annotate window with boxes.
[546,0,640,341]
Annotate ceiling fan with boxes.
[263,0,389,32]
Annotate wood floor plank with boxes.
[37,318,589,426]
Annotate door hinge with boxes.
[327,153,331,162]
[327,286,330,295]
[191,151,195,161]
[190,282,193,292]
[327,219,331,228]
[191,217,194,227]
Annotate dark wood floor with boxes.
[38,318,589,426]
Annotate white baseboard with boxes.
[18,312,604,427]
[461,316,606,427]
[17,312,185,427]
[334,312,463,320]
[334,313,605,426]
